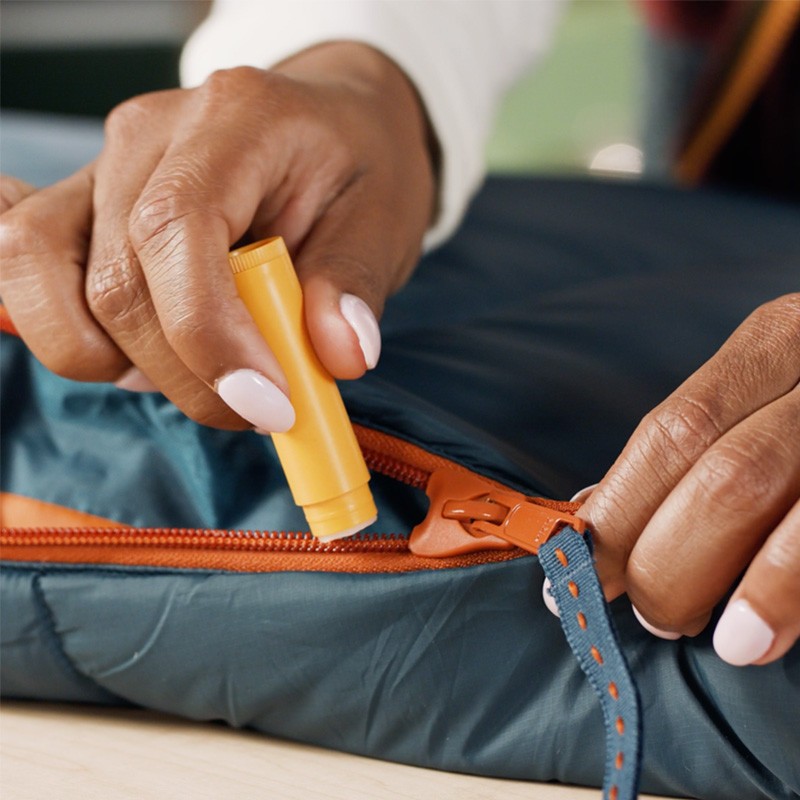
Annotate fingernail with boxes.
[570,483,599,503]
[216,369,295,433]
[632,605,682,640]
[542,578,560,617]
[115,367,159,393]
[340,293,381,370]
[713,599,775,666]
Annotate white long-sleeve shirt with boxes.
[180,0,563,247]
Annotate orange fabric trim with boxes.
[0,493,127,529]
[677,0,800,183]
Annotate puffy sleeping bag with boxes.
[2,113,799,800]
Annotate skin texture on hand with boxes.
[577,293,800,666]
[0,42,436,429]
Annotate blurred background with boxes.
[0,0,643,178]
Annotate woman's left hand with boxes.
[580,293,800,666]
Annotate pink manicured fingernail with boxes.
[340,293,381,370]
[570,483,599,503]
[713,599,774,666]
[542,578,560,617]
[632,605,682,640]
[216,369,295,433]
[115,367,159,393]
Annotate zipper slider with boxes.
[409,468,586,558]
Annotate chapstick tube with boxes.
[228,237,377,541]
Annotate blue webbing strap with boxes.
[539,526,641,800]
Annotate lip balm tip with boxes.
[316,514,378,543]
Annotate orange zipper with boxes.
[0,424,585,574]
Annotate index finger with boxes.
[125,123,301,432]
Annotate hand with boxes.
[578,294,800,666]
[0,43,436,430]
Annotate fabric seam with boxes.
[29,571,122,699]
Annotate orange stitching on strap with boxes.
[554,547,568,567]
[567,580,579,598]
[616,716,625,735]
[615,751,624,770]
[590,645,604,665]
[577,611,587,629]
[608,681,619,700]
[609,785,619,800]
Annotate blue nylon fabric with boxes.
[540,528,641,800]
[3,558,798,799]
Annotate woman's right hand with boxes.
[0,42,437,431]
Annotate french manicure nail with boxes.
[340,293,381,370]
[216,369,295,433]
[713,599,775,666]
[115,367,159,393]
[632,605,682,640]
[542,578,560,617]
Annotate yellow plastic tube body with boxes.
[228,237,377,540]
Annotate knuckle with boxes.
[694,440,781,513]
[129,181,224,259]
[641,393,723,468]
[203,65,267,95]
[104,95,154,140]
[200,67,295,123]
[200,67,326,141]
[85,254,148,328]
[201,66,296,110]
[753,292,800,325]
[742,293,800,354]
[128,190,192,254]
[768,293,800,341]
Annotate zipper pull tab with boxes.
[409,468,586,558]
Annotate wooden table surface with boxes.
[0,701,671,800]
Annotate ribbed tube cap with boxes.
[229,237,287,274]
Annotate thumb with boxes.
[292,192,420,380]
[302,273,382,380]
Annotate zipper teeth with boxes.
[362,448,429,488]
[0,528,411,552]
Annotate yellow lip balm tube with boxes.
[228,237,377,541]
